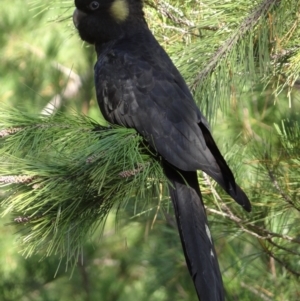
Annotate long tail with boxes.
[199,122,251,212]
[163,163,225,301]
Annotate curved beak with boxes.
[73,8,87,28]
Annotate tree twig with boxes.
[267,169,300,212]
[191,0,279,90]
[146,0,195,27]
[202,172,300,244]
[240,282,273,301]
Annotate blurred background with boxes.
[1,0,300,300]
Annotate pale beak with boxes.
[73,8,87,28]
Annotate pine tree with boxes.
[0,0,300,300]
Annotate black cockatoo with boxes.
[73,1,251,300]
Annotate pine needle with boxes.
[0,109,165,267]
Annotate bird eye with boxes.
[89,1,99,10]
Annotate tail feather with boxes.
[199,122,251,212]
[164,163,225,301]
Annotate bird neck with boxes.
[94,19,149,55]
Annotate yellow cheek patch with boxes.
[110,0,129,22]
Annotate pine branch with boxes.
[192,0,279,90]
[267,169,300,212]
[0,110,164,266]
[146,0,195,27]
[260,240,300,277]
[240,282,273,301]
[207,207,300,244]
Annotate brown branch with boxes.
[146,0,194,27]
[202,173,300,244]
[206,207,267,240]
[240,282,273,301]
[268,239,300,257]
[202,173,270,239]
[263,245,300,277]
[191,0,279,90]
[204,172,300,276]
[206,207,300,244]
[267,169,300,211]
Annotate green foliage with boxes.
[0,110,164,267]
[147,0,300,120]
[255,119,300,273]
